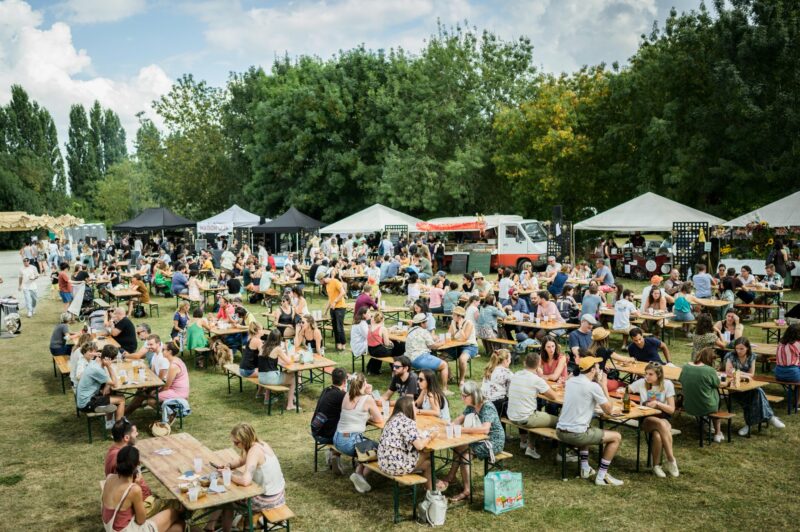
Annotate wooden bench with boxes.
[754,374,800,415]
[663,320,696,345]
[351,352,393,373]
[363,461,427,523]
[313,440,336,473]
[175,293,202,311]
[244,504,296,532]
[483,450,513,474]
[93,298,110,309]
[697,411,734,447]
[223,364,290,416]
[501,419,576,480]
[73,388,108,443]
[735,303,778,322]
[147,302,160,317]
[53,355,71,394]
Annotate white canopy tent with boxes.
[574,192,724,232]
[197,204,264,234]
[723,190,800,227]
[319,203,422,234]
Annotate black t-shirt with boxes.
[227,278,242,294]
[313,386,345,439]
[389,372,419,399]
[309,264,320,282]
[112,317,137,353]
[73,271,90,282]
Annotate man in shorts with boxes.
[556,356,624,486]
[75,344,125,429]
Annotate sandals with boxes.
[435,480,449,492]
[449,491,470,503]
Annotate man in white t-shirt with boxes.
[556,356,623,486]
[125,334,168,416]
[506,352,560,460]
[498,268,514,302]
[612,289,638,345]
[18,257,39,317]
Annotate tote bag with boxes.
[484,471,524,515]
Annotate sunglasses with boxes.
[391,364,403,370]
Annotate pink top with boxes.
[428,287,444,309]
[537,301,565,323]
[541,357,567,380]
[776,341,800,367]
[158,357,190,401]
[102,506,133,532]
[368,325,385,347]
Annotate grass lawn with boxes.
[1,278,799,531]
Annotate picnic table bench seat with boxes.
[363,461,427,523]
[754,374,800,415]
[53,355,71,394]
[223,363,290,416]
[501,419,576,480]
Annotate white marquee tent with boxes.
[197,204,264,234]
[320,203,422,234]
[575,192,724,232]
[723,190,800,227]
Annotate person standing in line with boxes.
[323,267,348,351]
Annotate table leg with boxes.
[294,372,300,413]
[430,451,437,488]
[635,423,641,472]
[247,498,253,532]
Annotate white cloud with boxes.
[60,0,147,24]
[184,0,660,74]
[0,0,172,156]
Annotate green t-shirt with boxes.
[678,363,720,416]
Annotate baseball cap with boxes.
[580,314,598,325]
[578,356,603,372]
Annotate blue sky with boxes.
[3,0,702,148]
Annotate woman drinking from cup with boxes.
[415,368,451,421]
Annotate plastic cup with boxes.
[535,317,541,325]
[193,457,202,474]
[382,402,390,419]
[209,472,218,489]
[445,424,454,439]
[454,425,462,438]
[188,487,199,502]
[138,369,146,382]
[222,468,231,486]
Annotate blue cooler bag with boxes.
[484,471,523,514]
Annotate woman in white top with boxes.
[207,423,287,531]
[627,362,679,478]
[333,373,383,493]
[481,349,513,417]
[415,368,450,421]
[187,271,202,302]
[448,306,479,387]
[350,307,370,359]
[406,272,422,308]
[290,286,309,320]
[464,295,481,326]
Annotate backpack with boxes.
[417,490,448,526]
[133,304,146,318]
[556,299,574,320]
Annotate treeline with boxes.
[1,0,799,231]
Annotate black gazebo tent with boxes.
[113,207,195,232]
[251,207,322,252]
[251,207,322,233]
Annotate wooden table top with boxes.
[751,343,777,356]
[749,286,790,294]
[272,278,300,286]
[598,308,674,322]
[208,324,249,336]
[688,297,730,308]
[110,360,164,391]
[502,319,579,331]
[369,414,487,451]
[542,381,662,421]
[93,335,121,350]
[616,360,767,393]
[106,287,141,298]
[752,321,788,331]
[135,433,263,511]
[280,354,337,374]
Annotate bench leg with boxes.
[412,485,418,520]
[560,443,567,480]
[392,480,400,524]
[52,357,57,378]
[61,373,67,394]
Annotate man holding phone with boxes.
[556,356,624,486]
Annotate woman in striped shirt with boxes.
[775,324,800,384]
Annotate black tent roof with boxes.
[251,207,322,233]
[113,207,195,231]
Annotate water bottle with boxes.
[779,306,785,322]
[116,351,122,364]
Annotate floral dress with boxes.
[724,352,774,426]
[378,413,421,476]
[464,402,505,460]
[692,333,718,357]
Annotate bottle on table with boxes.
[622,387,631,413]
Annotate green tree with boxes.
[67,103,100,204]
[101,109,127,170]
[95,160,155,225]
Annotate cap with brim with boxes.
[578,356,603,372]
[650,275,663,285]
[591,327,610,342]
[508,287,517,296]
[580,314,598,325]
[453,306,466,317]
[412,313,427,324]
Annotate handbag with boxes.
[354,438,379,463]
[417,489,448,526]
[484,471,524,514]
[463,413,481,428]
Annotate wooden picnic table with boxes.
[617,359,766,393]
[749,286,790,294]
[752,321,788,343]
[110,359,164,394]
[271,278,301,289]
[106,287,141,307]
[280,354,338,413]
[501,318,579,333]
[368,414,487,491]
[135,433,263,531]
[207,324,249,337]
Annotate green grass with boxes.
[1,280,799,531]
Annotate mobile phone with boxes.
[209,461,222,469]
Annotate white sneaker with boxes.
[556,450,578,463]
[27,312,32,318]
[524,447,541,460]
[769,416,786,429]
[349,472,371,493]
[595,473,624,486]
[713,433,725,443]
[519,440,528,450]
[94,404,117,414]
[663,460,679,478]
[580,466,596,480]
[652,465,666,478]
[105,418,115,430]
[738,425,750,437]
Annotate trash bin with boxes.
[448,252,469,274]
[468,251,493,276]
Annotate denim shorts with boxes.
[259,370,282,386]
[776,365,800,383]
[333,431,366,457]
[239,367,256,377]
[411,352,443,371]
[459,344,479,359]
[672,310,695,322]
[59,291,73,303]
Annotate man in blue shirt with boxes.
[627,328,671,363]
[581,285,603,317]
[76,344,125,429]
[503,288,530,314]
[568,314,597,359]
[171,262,189,295]
[593,259,616,296]
[692,264,714,299]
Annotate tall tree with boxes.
[67,104,99,204]
[88,100,105,175]
[101,108,127,170]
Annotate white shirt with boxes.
[465,305,479,326]
[613,299,637,330]
[629,378,675,405]
[150,348,169,378]
[350,321,369,356]
[640,286,665,308]
[506,370,550,422]
[498,278,513,301]
[556,374,608,433]
[221,250,236,270]
[20,265,39,290]
[545,263,562,274]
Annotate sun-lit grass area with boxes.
[1,278,799,531]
